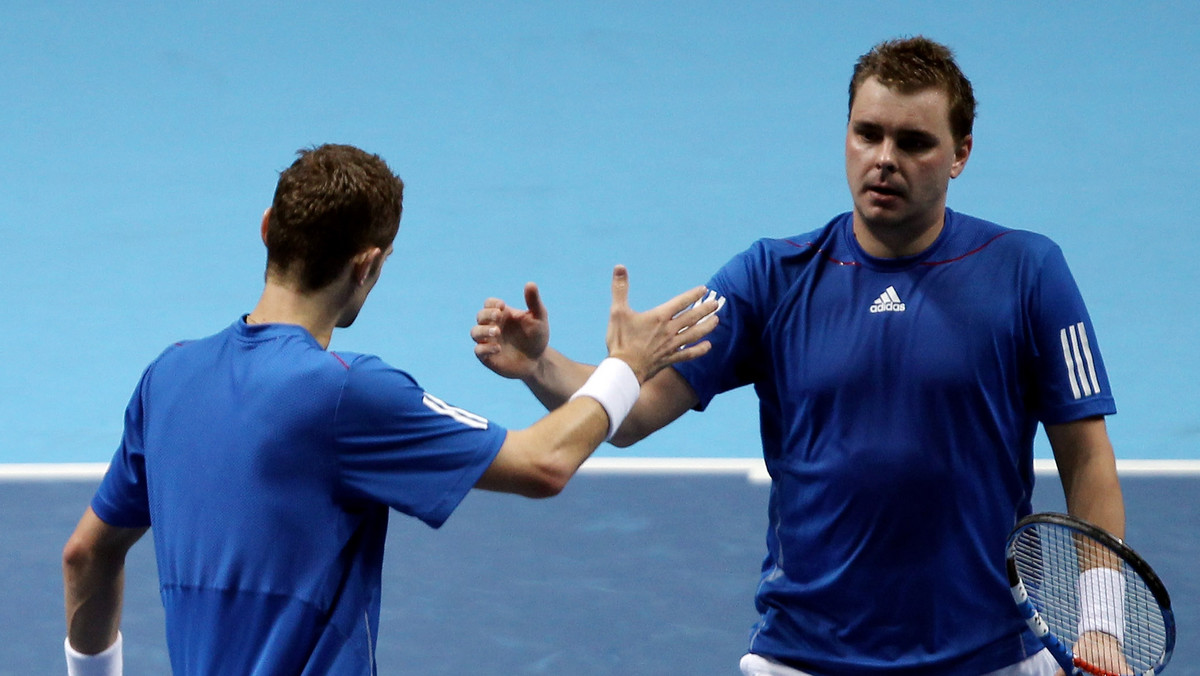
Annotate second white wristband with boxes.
[569,358,640,441]
[65,632,123,676]
[1077,566,1126,644]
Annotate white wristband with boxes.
[1078,567,1125,644]
[65,632,123,676]
[569,358,640,441]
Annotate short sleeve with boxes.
[91,373,153,528]
[673,243,768,410]
[333,356,506,528]
[1028,245,1117,424]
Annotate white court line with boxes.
[1032,458,1200,476]
[581,457,771,484]
[2,459,1199,483]
[0,463,110,481]
[585,458,1200,485]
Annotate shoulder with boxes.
[715,214,848,286]
[335,353,426,409]
[335,352,416,383]
[745,214,847,262]
[939,209,1063,264]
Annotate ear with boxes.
[950,134,973,179]
[260,208,272,246]
[351,247,384,286]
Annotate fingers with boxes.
[470,322,500,344]
[476,298,506,324]
[473,340,500,359]
[662,338,713,366]
[523,282,546,319]
[671,291,722,329]
[610,264,630,311]
[657,284,712,321]
[473,298,507,348]
[689,290,726,325]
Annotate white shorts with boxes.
[739,649,1060,676]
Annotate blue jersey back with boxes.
[92,319,505,674]
[675,209,1115,674]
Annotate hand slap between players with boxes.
[603,264,718,384]
[470,266,720,385]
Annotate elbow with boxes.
[608,433,638,449]
[520,460,572,498]
[62,533,94,578]
[609,421,650,448]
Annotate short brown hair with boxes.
[266,144,405,291]
[849,37,976,143]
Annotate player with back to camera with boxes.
[471,37,1127,675]
[61,143,721,675]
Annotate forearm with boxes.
[62,509,144,654]
[522,347,597,411]
[523,350,697,447]
[480,384,617,497]
[1047,417,1125,539]
[64,552,125,653]
[1062,449,1125,539]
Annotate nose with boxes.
[875,139,897,172]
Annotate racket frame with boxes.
[1005,512,1175,676]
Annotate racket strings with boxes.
[1011,524,1167,673]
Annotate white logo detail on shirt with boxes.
[869,286,906,313]
[1059,322,1101,400]
[422,393,489,430]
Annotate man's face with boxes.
[845,76,971,236]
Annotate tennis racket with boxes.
[1006,512,1175,675]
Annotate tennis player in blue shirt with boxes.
[61,143,720,675]
[470,38,1126,675]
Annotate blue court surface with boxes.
[2,2,1198,674]
[3,466,1197,674]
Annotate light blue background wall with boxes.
[2,1,1197,462]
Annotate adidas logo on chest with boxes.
[869,286,906,313]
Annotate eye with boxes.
[853,125,883,143]
[897,133,937,152]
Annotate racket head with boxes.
[1005,512,1175,675]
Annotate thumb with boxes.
[523,282,546,319]
[610,264,630,311]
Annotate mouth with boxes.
[866,184,903,198]
[864,184,906,207]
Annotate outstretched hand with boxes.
[605,264,719,383]
[471,281,550,380]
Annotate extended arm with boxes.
[474,266,715,497]
[1046,415,1129,674]
[63,507,147,656]
[1045,416,1124,538]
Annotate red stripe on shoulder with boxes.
[331,353,350,370]
[784,239,861,267]
[921,231,1013,266]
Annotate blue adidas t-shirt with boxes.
[674,209,1116,675]
[92,319,506,675]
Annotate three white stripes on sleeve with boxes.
[1060,322,1100,400]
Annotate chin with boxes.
[857,207,907,229]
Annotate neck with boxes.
[852,210,946,259]
[246,279,345,349]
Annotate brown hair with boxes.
[266,144,405,291]
[849,37,976,143]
